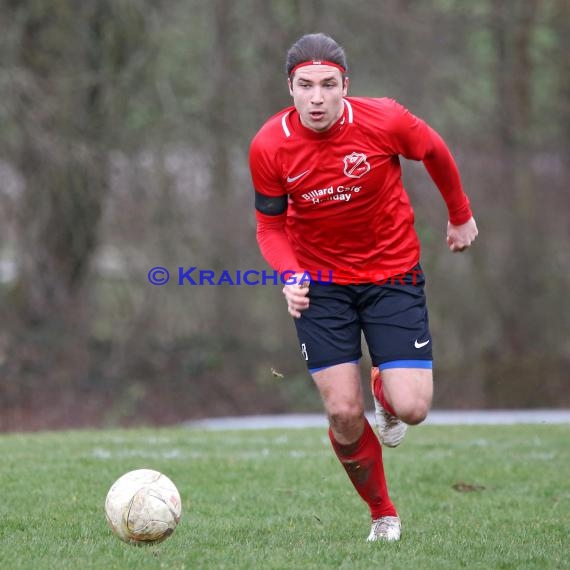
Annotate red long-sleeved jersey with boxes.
[249,97,472,284]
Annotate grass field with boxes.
[0,424,568,569]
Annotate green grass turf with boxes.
[0,424,568,569]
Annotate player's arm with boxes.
[254,193,300,274]
[387,101,478,252]
[422,127,478,252]
[255,195,310,318]
[249,136,309,317]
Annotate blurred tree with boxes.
[0,0,159,426]
[0,0,568,430]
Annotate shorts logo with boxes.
[343,152,370,178]
[301,343,309,360]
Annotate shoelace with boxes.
[382,409,399,427]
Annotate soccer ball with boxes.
[105,468,182,544]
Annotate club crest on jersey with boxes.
[343,152,370,179]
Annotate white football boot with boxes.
[367,516,401,542]
[371,368,407,447]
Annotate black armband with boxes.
[255,190,288,216]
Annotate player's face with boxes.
[288,65,348,132]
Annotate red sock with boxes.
[329,418,397,519]
[372,368,397,417]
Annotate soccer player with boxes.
[249,33,478,542]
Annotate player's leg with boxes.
[363,264,433,446]
[312,363,400,540]
[293,282,400,540]
[370,365,432,446]
[312,362,365,444]
[380,366,432,425]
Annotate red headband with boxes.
[290,60,346,77]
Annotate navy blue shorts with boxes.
[293,264,433,372]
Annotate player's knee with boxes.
[328,402,364,432]
[395,399,430,425]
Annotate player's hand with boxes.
[447,217,478,252]
[282,272,310,318]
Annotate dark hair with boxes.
[286,33,348,77]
